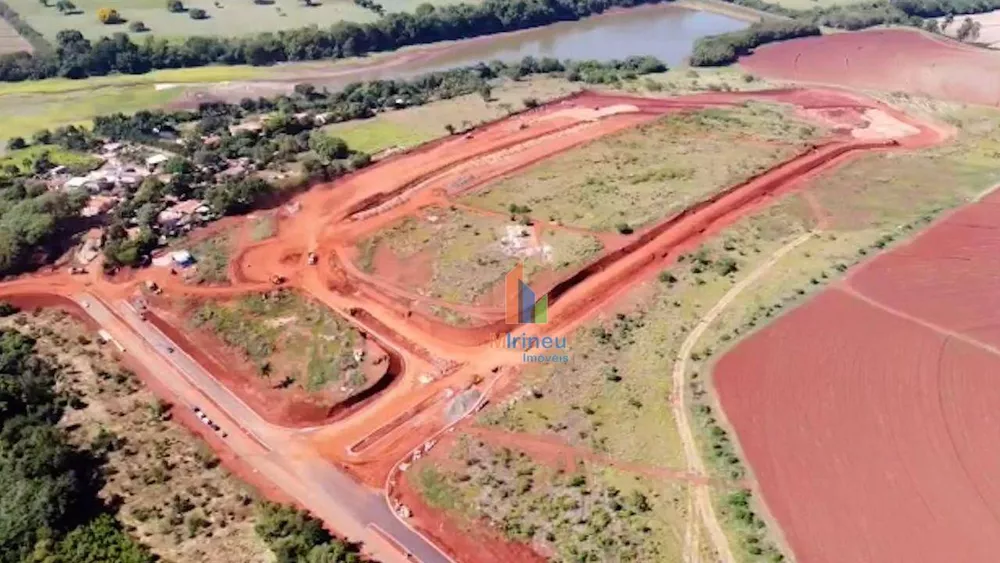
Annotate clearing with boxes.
[189,289,385,396]
[355,205,604,307]
[462,102,824,232]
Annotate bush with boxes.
[128,20,148,32]
[166,0,184,11]
[615,222,634,235]
[5,137,26,150]
[189,7,208,18]
[96,7,123,24]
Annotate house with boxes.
[145,154,170,168]
[64,177,88,190]
[172,250,194,266]
[81,195,116,218]
[156,199,205,229]
[229,121,264,135]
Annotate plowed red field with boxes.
[715,195,1000,563]
[741,29,1000,107]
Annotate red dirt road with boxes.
[741,29,1000,107]
[714,193,1000,563]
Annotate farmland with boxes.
[5,0,380,41]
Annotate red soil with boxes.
[714,195,1000,563]
[741,29,1000,106]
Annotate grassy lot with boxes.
[462,103,822,233]
[0,85,182,142]
[323,76,580,155]
[191,289,367,393]
[0,144,103,174]
[411,438,687,563]
[250,214,277,242]
[356,206,603,306]
[4,309,270,563]
[6,0,377,41]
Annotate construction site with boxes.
[0,86,954,563]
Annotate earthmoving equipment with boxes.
[69,266,86,275]
[307,252,318,265]
[145,280,162,295]
[270,274,285,285]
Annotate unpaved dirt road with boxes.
[672,232,814,563]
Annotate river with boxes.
[260,3,750,87]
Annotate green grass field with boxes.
[0,144,102,174]
[6,0,377,41]
[0,85,182,142]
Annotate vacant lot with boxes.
[411,436,687,563]
[356,206,603,306]
[323,76,580,156]
[3,309,270,563]
[463,103,822,232]
[190,289,371,395]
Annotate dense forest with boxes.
[689,20,820,66]
[0,0,662,82]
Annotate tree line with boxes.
[0,0,662,82]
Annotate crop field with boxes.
[355,206,604,307]
[462,103,824,232]
[190,289,372,394]
[0,16,31,55]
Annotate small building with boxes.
[145,154,169,168]
[172,250,193,266]
[64,177,88,190]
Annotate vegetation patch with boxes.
[412,437,684,562]
[1,308,272,562]
[463,103,820,232]
[0,143,101,175]
[191,289,369,394]
[185,231,233,284]
[357,206,603,306]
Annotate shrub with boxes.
[166,0,184,11]
[615,222,633,235]
[96,7,123,23]
[128,20,148,32]
[522,97,539,108]
[6,137,26,150]
[189,7,207,18]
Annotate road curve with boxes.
[75,293,451,563]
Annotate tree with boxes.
[128,20,148,32]
[478,83,492,102]
[942,13,955,30]
[189,7,207,19]
[166,0,184,11]
[96,7,123,24]
[956,17,982,42]
[308,132,348,161]
[5,137,26,151]
[55,0,77,12]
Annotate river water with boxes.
[273,4,750,88]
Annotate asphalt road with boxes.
[75,293,451,563]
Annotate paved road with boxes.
[75,293,452,563]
